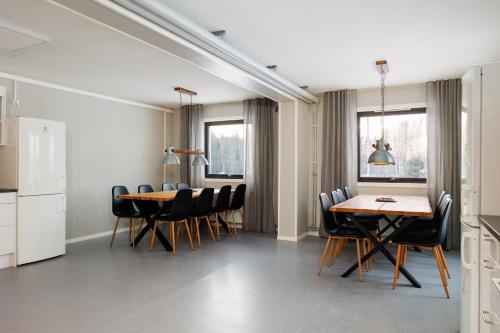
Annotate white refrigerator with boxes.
[0,117,66,265]
[461,63,500,333]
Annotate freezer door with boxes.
[17,194,66,265]
[461,67,481,227]
[461,218,480,333]
[17,118,66,196]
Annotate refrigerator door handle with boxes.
[461,231,473,270]
[59,175,67,192]
[59,195,67,212]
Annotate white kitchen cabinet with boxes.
[480,225,500,332]
[0,191,16,269]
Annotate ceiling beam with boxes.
[48,0,318,104]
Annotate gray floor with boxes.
[0,232,460,333]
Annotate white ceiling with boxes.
[158,0,500,92]
[0,0,256,107]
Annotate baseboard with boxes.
[66,227,134,244]
[277,231,311,242]
[307,230,320,237]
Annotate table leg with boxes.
[131,201,173,252]
[378,215,402,237]
[216,213,230,233]
[341,214,421,288]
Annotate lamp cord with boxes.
[380,71,386,139]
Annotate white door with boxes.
[17,118,66,196]
[461,218,480,333]
[17,194,66,265]
[461,67,481,227]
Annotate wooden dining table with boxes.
[330,194,432,288]
[118,188,231,252]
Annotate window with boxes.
[204,120,244,179]
[358,108,427,183]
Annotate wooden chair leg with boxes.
[397,245,407,279]
[363,240,370,272]
[109,217,121,248]
[149,221,158,251]
[194,217,201,247]
[129,218,133,242]
[393,244,402,289]
[205,216,216,242]
[214,213,220,241]
[433,246,450,298]
[355,239,364,282]
[328,237,343,266]
[183,220,194,250]
[138,218,144,233]
[334,238,345,258]
[224,211,231,234]
[170,222,176,256]
[438,245,451,279]
[239,209,247,232]
[231,210,238,235]
[316,236,332,276]
[326,237,336,266]
[131,218,136,248]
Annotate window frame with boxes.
[357,107,427,183]
[204,119,244,179]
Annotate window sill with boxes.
[204,178,243,183]
[357,182,427,189]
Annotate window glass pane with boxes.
[206,122,244,177]
[359,112,427,180]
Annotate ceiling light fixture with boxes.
[162,87,208,166]
[368,60,395,166]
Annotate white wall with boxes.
[0,77,167,240]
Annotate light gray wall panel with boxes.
[0,78,166,239]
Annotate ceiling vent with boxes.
[0,19,51,52]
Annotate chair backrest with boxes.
[336,189,346,201]
[331,190,344,205]
[319,193,338,233]
[177,183,190,190]
[138,184,160,213]
[436,195,452,245]
[112,186,135,216]
[162,183,175,191]
[229,184,246,210]
[344,186,354,199]
[436,191,446,208]
[138,184,155,193]
[168,189,193,221]
[192,188,214,217]
[213,185,232,212]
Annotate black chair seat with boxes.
[392,230,439,247]
[115,211,142,218]
[329,226,367,239]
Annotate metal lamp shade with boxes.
[162,153,180,165]
[368,139,395,165]
[192,155,209,166]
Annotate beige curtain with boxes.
[180,104,205,188]
[243,98,276,233]
[426,79,461,250]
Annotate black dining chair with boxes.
[211,185,232,240]
[111,186,142,248]
[317,193,369,281]
[392,195,452,298]
[189,188,216,246]
[403,191,447,232]
[331,190,376,271]
[344,186,354,199]
[150,189,193,255]
[227,184,247,233]
[138,184,161,232]
[162,183,175,191]
[177,183,191,190]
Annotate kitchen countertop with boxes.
[480,215,500,241]
[0,188,17,193]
